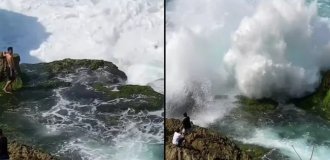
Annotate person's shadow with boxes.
[0,9,50,63]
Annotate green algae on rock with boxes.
[235,70,330,121]
[235,142,272,160]
[236,96,278,114]
[45,58,127,79]
[95,84,164,112]
[291,71,330,120]
[233,96,279,126]
[0,58,163,159]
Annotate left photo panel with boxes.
[0,1,164,160]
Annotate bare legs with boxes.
[3,80,13,94]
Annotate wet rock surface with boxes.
[0,58,164,159]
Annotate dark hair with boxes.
[0,129,2,136]
[7,47,13,52]
[175,128,180,133]
[183,112,188,117]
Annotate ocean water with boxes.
[166,0,330,159]
[0,66,164,160]
[0,1,164,159]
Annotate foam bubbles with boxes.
[167,0,330,159]
[239,128,330,160]
[224,0,330,98]
[167,0,330,102]
[0,0,164,85]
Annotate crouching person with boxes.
[172,128,184,147]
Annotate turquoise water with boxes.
[310,0,330,17]
[209,103,330,160]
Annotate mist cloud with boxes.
[224,0,330,98]
[0,0,164,85]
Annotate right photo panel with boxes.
[166,0,330,160]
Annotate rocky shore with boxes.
[165,118,254,160]
[0,56,164,159]
[8,142,56,160]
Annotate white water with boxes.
[167,0,330,159]
[21,69,164,160]
[167,0,330,100]
[239,128,330,160]
[0,0,164,85]
[0,2,164,158]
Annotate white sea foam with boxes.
[167,0,330,159]
[239,128,330,160]
[16,67,164,160]
[165,0,330,128]
[224,0,330,99]
[0,0,164,85]
[38,87,163,160]
[167,0,330,102]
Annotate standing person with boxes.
[0,129,9,160]
[2,47,16,94]
[172,128,184,147]
[182,112,192,134]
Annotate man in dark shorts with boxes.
[2,47,16,94]
[0,129,9,160]
[182,112,192,134]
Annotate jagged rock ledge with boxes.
[165,118,262,160]
[8,141,56,160]
[0,57,163,112]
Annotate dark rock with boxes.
[45,58,127,80]
[214,95,229,99]
[95,84,164,112]
[291,70,330,120]
[237,70,330,121]
[165,118,252,160]
[234,96,278,125]
[0,58,163,159]
[20,59,126,88]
